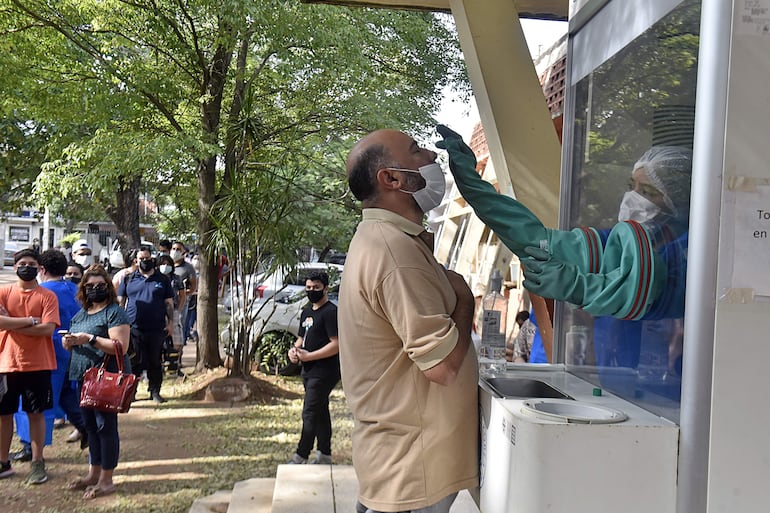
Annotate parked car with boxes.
[224,262,343,311]
[102,238,157,272]
[3,240,19,266]
[324,251,347,265]
[255,262,343,301]
[221,267,342,375]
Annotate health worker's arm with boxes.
[438,124,665,320]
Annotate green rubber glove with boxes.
[436,124,549,254]
[521,231,664,320]
[521,247,585,306]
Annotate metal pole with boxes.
[677,1,733,511]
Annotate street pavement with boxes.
[0,265,16,286]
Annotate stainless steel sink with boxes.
[482,377,572,399]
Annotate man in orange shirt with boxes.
[0,249,60,484]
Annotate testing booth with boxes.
[308,1,770,512]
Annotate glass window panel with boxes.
[564,0,700,422]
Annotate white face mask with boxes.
[170,249,183,262]
[159,264,174,275]
[618,190,661,223]
[396,162,446,213]
[74,254,93,267]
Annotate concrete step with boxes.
[451,489,480,513]
[332,465,359,511]
[271,464,478,513]
[189,490,232,513]
[193,465,479,513]
[271,464,340,513]
[227,477,275,513]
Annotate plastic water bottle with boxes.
[566,325,588,366]
[481,269,507,374]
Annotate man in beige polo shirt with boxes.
[339,129,478,513]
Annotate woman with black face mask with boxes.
[65,263,84,285]
[61,265,130,500]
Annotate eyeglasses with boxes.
[84,283,108,291]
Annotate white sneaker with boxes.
[309,451,332,465]
[66,429,82,443]
[287,453,307,464]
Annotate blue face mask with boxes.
[395,162,447,212]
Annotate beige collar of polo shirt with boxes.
[362,208,434,251]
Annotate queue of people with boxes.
[0,241,197,497]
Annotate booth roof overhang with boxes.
[303,0,568,20]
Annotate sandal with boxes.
[67,478,95,491]
[83,484,116,500]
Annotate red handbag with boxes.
[80,339,139,414]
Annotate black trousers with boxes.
[296,373,339,458]
[131,327,166,393]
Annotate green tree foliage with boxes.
[0,117,50,214]
[0,0,468,368]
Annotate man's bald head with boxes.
[346,130,401,202]
[346,129,438,208]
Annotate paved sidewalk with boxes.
[0,266,16,286]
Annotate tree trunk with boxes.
[195,41,233,370]
[105,175,141,249]
[317,244,332,263]
[196,156,223,369]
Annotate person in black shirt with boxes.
[286,271,340,465]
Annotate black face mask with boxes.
[306,289,325,304]
[139,259,155,272]
[86,288,109,303]
[16,265,39,282]
[69,276,82,284]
